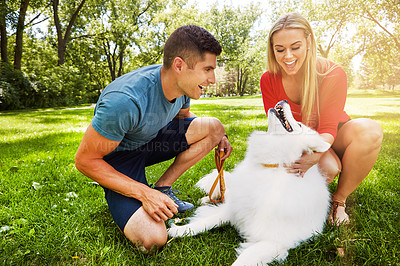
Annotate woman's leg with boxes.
[330,118,383,223]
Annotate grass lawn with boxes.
[1,91,399,265]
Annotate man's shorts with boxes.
[102,117,196,231]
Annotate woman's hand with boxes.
[285,151,323,177]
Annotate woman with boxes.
[260,12,383,225]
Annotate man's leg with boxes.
[102,151,167,252]
[104,117,225,251]
[123,207,168,253]
[124,117,225,251]
[104,186,168,252]
[154,117,225,187]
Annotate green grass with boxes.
[1,91,399,265]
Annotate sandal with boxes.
[329,200,350,226]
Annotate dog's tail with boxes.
[168,204,230,238]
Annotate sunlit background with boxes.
[1,0,398,110]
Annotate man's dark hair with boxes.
[163,25,222,69]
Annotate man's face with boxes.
[177,52,217,99]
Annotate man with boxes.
[75,25,232,253]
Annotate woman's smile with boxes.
[272,28,308,76]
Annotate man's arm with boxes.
[173,107,196,120]
[75,124,178,222]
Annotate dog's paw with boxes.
[167,224,193,238]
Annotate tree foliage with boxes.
[0,0,398,110]
[268,0,400,90]
[96,0,167,80]
[204,3,264,96]
[51,0,87,66]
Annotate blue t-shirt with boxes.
[91,64,191,152]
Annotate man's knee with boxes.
[126,225,167,254]
[123,208,168,252]
[138,229,168,252]
[201,117,225,140]
[187,117,225,145]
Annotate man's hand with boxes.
[140,187,178,222]
[216,135,233,160]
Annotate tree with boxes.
[359,0,400,51]
[355,0,400,89]
[205,3,263,95]
[13,0,30,70]
[51,0,87,66]
[268,0,400,89]
[0,0,48,68]
[135,0,199,68]
[92,0,186,81]
[0,0,8,63]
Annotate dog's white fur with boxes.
[168,100,331,265]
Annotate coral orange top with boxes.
[260,64,350,139]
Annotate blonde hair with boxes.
[267,12,333,125]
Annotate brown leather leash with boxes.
[209,150,226,203]
[208,152,279,203]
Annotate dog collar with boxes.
[261,163,279,168]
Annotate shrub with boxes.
[0,62,100,110]
[0,62,37,110]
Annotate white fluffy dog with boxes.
[168,100,331,265]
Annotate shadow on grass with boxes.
[350,111,400,122]
[0,127,31,137]
[0,108,93,125]
[0,132,83,159]
[1,97,399,264]
[347,90,400,98]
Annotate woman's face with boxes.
[272,28,309,76]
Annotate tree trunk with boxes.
[237,67,249,96]
[364,7,400,51]
[236,65,241,95]
[102,39,116,81]
[0,0,8,63]
[52,0,86,66]
[318,44,329,58]
[117,47,124,78]
[243,75,248,94]
[14,0,30,70]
